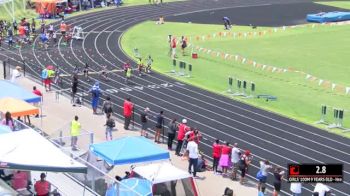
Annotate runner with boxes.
[181,36,187,56]
[137,58,144,76]
[104,113,115,141]
[83,63,89,81]
[257,160,272,191]
[146,55,153,73]
[125,67,132,84]
[101,64,108,80]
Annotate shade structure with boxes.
[90,136,170,165]
[0,125,11,134]
[133,162,191,184]
[0,97,39,117]
[0,80,41,103]
[0,129,87,173]
[31,0,67,3]
[105,178,152,196]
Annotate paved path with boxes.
[0,0,349,195]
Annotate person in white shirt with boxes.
[258,160,272,191]
[186,138,199,177]
[11,66,22,83]
[290,182,302,196]
[230,143,240,180]
[313,183,331,196]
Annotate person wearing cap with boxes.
[175,119,190,156]
[123,97,133,130]
[140,107,150,137]
[89,82,101,114]
[11,66,22,83]
[34,173,51,196]
[239,150,252,185]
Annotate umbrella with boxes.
[0,125,12,134]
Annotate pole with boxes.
[162,120,165,143]
[12,0,15,22]
[22,60,26,77]
[3,61,6,79]
[132,106,135,130]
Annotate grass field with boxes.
[0,0,37,21]
[121,21,350,138]
[317,1,350,10]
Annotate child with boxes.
[137,58,144,76]
[146,55,153,73]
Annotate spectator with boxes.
[83,63,89,81]
[90,82,101,114]
[290,182,302,196]
[70,115,81,151]
[273,167,285,196]
[32,86,43,97]
[219,141,231,176]
[102,96,113,117]
[239,150,251,185]
[154,110,164,143]
[11,66,22,83]
[212,139,222,174]
[34,173,51,196]
[104,113,115,140]
[167,118,177,150]
[71,75,78,106]
[1,111,14,131]
[140,107,150,137]
[257,160,272,191]
[230,143,240,180]
[186,138,199,178]
[313,183,331,196]
[11,170,29,190]
[258,185,266,196]
[175,119,190,156]
[41,67,50,91]
[186,127,202,144]
[123,97,133,130]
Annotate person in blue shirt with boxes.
[223,17,232,30]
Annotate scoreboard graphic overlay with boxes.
[288,164,343,183]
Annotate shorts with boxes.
[274,182,281,191]
[171,48,176,55]
[259,176,267,183]
[141,122,147,130]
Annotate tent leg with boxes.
[40,104,43,134]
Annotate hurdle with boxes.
[315,105,328,125]
[186,64,192,78]
[232,79,244,96]
[243,82,256,98]
[226,76,234,93]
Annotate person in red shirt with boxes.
[186,127,202,144]
[219,142,232,176]
[175,119,190,156]
[34,173,51,196]
[171,36,177,59]
[212,139,222,174]
[32,86,43,97]
[123,97,134,130]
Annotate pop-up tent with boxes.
[90,136,170,165]
[0,129,87,173]
[0,80,41,103]
[0,97,39,117]
[106,178,152,196]
[133,162,199,196]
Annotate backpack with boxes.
[107,119,115,128]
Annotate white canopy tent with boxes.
[0,129,87,173]
[133,162,199,196]
[133,162,191,184]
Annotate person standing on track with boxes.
[167,118,177,150]
[257,160,272,191]
[230,143,240,180]
[71,75,79,106]
[175,119,190,156]
[123,97,134,130]
[125,67,132,84]
[70,115,81,151]
[212,139,222,174]
[140,107,150,137]
[273,167,285,196]
[137,58,144,76]
[83,63,89,81]
[89,82,102,114]
[102,96,113,117]
[239,150,252,185]
[154,110,164,143]
[219,141,232,177]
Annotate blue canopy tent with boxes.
[105,178,152,196]
[0,80,41,103]
[90,136,170,165]
[0,125,11,134]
